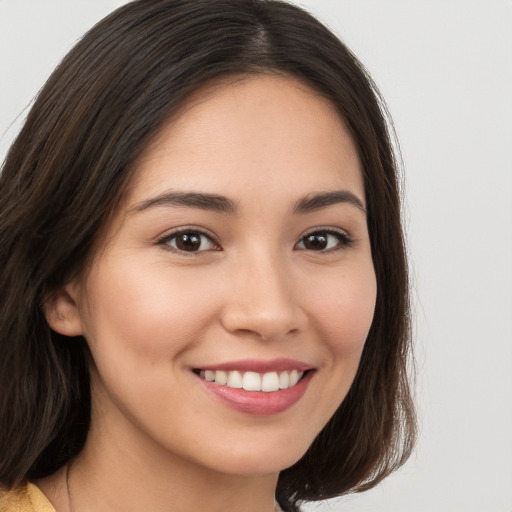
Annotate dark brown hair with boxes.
[0,1,415,510]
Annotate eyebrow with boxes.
[129,189,365,215]
[129,191,238,214]
[293,190,366,214]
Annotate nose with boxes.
[220,252,308,341]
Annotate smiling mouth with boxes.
[193,369,308,392]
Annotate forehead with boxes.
[124,73,364,208]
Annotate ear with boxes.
[43,281,85,337]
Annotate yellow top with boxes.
[0,483,55,512]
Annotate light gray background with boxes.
[1,1,511,511]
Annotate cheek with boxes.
[306,263,377,359]
[287,261,376,440]
[80,258,222,364]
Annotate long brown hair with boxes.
[0,1,415,510]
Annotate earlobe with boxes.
[43,282,85,337]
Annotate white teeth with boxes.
[202,369,305,392]
[261,372,279,392]
[278,371,290,389]
[242,372,261,391]
[226,370,243,388]
[289,369,300,387]
[215,370,228,385]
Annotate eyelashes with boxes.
[157,226,355,256]
[160,230,221,253]
[296,229,355,252]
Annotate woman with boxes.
[0,1,415,511]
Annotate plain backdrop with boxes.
[1,1,511,511]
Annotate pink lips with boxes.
[198,358,311,373]
[194,358,314,415]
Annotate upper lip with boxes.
[195,358,313,373]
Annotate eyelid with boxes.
[156,226,221,254]
[300,225,352,238]
[295,226,355,251]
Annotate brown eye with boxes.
[296,230,353,251]
[302,233,329,250]
[164,231,218,253]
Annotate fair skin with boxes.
[40,74,376,512]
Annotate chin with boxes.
[193,435,313,477]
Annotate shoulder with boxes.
[0,483,55,512]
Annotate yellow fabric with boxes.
[0,483,55,512]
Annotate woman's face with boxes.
[66,75,376,476]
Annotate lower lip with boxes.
[197,371,313,415]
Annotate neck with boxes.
[68,452,280,512]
